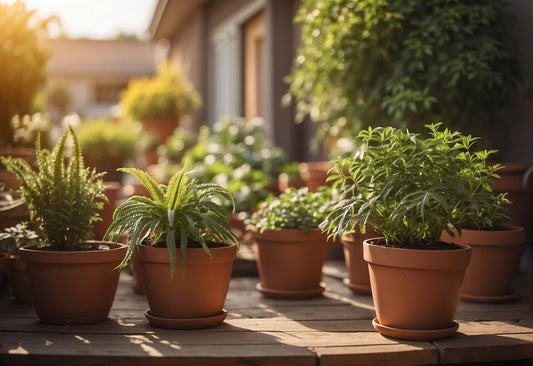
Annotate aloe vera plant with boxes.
[106,167,238,276]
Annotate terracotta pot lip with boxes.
[139,242,237,264]
[363,238,471,270]
[249,227,326,241]
[494,162,531,172]
[442,225,525,246]
[20,241,127,264]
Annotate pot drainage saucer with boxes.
[461,292,517,303]
[145,309,227,329]
[342,278,372,295]
[372,318,459,341]
[256,282,325,299]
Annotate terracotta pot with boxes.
[142,118,178,144]
[364,239,471,340]
[298,161,333,192]
[9,254,33,303]
[491,163,532,229]
[250,227,328,299]
[140,243,237,329]
[441,225,525,302]
[341,227,379,295]
[19,242,126,325]
[130,250,145,295]
[93,182,122,240]
[143,148,159,167]
[278,173,305,193]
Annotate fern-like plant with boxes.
[105,167,239,277]
[320,123,503,247]
[1,126,106,249]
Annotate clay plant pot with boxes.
[9,254,33,303]
[130,250,145,295]
[140,242,237,329]
[363,239,471,341]
[491,163,532,230]
[250,227,328,299]
[341,227,379,295]
[441,225,525,303]
[19,242,126,325]
[298,161,333,192]
[93,182,122,240]
[0,253,9,291]
[142,118,178,144]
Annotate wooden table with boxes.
[0,255,532,366]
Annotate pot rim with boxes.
[20,241,127,264]
[363,237,471,270]
[249,227,326,242]
[139,242,237,264]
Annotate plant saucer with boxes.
[256,282,325,299]
[145,309,227,329]
[342,278,372,295]
[461,292,517,303]
[372,318,459,341]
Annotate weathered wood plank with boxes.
[434,332,533,364]
[315,343,438,366]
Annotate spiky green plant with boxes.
[1,126,106,249]
[105,167,239,277]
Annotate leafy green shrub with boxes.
[183,117,288,212]
[247,187,332,233]
[321,123,503,247]
[1,126,106,249]
[0,1,50,145]
[77,118,138,164]
[285,0,523,150]
[106,167,238,276]
[120,62,201,121]
[150,127,197,182]
[0,222,38,253]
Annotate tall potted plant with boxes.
[120,62,201,144]
[105,167,238,329]
[1,126,127,325]
[246,187,331,299]
[321,124,477,340]
[441,160,525,302]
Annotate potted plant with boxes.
[1,126,127,325]
[246,187,331,299]
[321,124,476,340]
[440,159,525,303]
[0,222,38,303]
[183,117,288,232]
[120,62,201,144]
[77,118,138,183]
[105,167,239,329]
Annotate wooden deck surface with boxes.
[0,248,532,366]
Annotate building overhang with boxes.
[149,0,207,40]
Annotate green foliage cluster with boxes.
[76,118,138,163]
[321,123,509,247]
[285,0,523,149]
[0,0,50,145]
[280,162,302,181]
[120,62,201,122]
[247,187,332,234]
[1,126,106,249]
[106,167,238,277]
[151,127,198,182]
[183,117,288,212]
[0,222,38,253]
